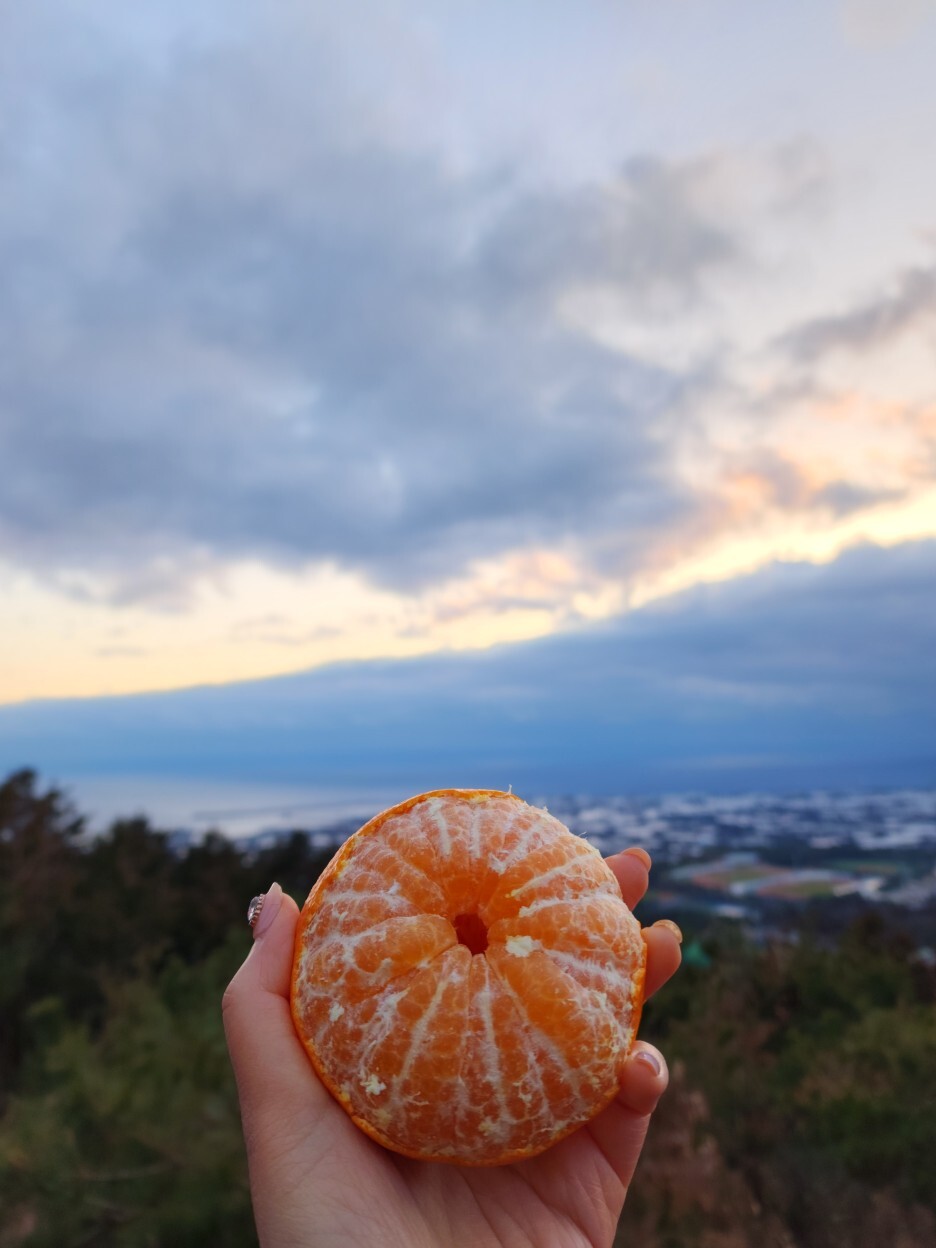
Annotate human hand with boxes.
[223,848,681,1248]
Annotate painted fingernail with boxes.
[623,847,652,869]
[250,882,283,939]
[633,1048,662,1077]
[652,918,683,944]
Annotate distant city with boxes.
[544,789,936,927]
[216,788,936,934]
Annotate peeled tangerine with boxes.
[290,789,646,1165]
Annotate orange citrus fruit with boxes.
[290,789,647,1165]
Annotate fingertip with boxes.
[618,1042,669,1116]
[606,849,651,910]
[641,922,682,999]
[227,883,301,1010]
[586,1038,670,1187]
[257,886,301,995]
[623,846,652,870]
[251,882,284,939]
[651,918,682,944]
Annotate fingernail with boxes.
[652,918,683,944]
[251,883,283,939]
[623,846,652,869]
[633,1048,662,1077]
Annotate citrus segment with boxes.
[290,789,646,1165]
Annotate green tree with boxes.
[0,771,85,1091]
[0,939,253,1248]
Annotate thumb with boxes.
[222,883,334,1141]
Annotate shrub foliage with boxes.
[1,769,934,1247]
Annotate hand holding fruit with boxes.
[223,793,681,1248]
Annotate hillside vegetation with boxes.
[1,770,933,1248]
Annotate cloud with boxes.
[473,155,739,311]
[778,263,936,362]
[1,540,933,792]
[626,538,936,705]
[0,2,774,610]
[2,0,932,714]
[840,0,934,46]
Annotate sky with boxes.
[1,2,935,794]
[2,537,934,801]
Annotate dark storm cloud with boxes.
[472,156,738,308]
[778,262,936,361]
[2,540,933,790]
[0,6,746,604]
